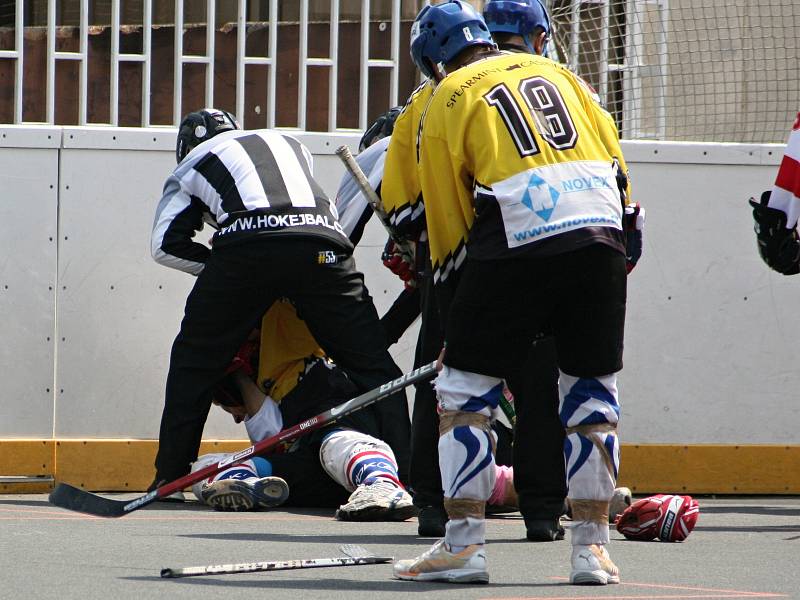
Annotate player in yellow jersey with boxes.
[384,0,632,543]
[393,1,628,586]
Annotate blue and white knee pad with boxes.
[559,372,620,544]
[319,429,400,491]
[435,366,504,546]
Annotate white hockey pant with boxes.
[190,453,259,502]
[435,366,503,548]
[559,371,620,545]
[319,428,398,492]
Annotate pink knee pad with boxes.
[488,464,515,506]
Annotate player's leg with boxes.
[191,453,288,512]
[264,442,351,508]
[409,255,448,536]
[282,240,411,481]
[320,428,416,521]
[393,366,500,584]
[153,243,280,486]
[394,258,535,584]
[552,244,627,585]
[506,336,568,541]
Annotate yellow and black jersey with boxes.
[418,52,630,282]
[256,299,326,402]
[381,80,435,238]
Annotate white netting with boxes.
[546,0,800,143]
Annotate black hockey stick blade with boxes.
[49,361,437,518]
[49,482,135,518]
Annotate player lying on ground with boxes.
[191,298,524,520]
[189,299,416,521]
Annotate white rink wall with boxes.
[0,127,796,444]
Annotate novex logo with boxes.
[521,173,560,221]
[560,176,612,192]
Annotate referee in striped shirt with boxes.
[149,108,411,490]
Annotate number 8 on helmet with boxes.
[409,0,496,80]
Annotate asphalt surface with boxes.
[1,494,797,600]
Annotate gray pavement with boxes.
[1,494,798,600]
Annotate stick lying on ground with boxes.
[335,144,416,263]
[161,545,391,578]
[49,362,437,518]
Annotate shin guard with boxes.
[319,428,401,492]
[435,366,503,547]
[559,372,620,545]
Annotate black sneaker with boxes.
[525,517,565,542]
[147,478,186,502]
[417,505,447,537]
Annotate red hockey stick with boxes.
[49,361,436,518]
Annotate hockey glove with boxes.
[750,190,800,275]
[225,337,259,377]
[212,336,261,409]
[623,202,645,274]
[616,494,699,542]
[382,238,416,289]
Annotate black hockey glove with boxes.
[358,106,402,152]
[623,202,644,274]
[749,190,800,275]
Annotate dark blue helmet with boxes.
[483,0,550,56]
[410,1,495,79]
[176,108,240,163]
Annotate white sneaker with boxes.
[335,479,417,522]
[201,476,289,512]
[570,544,620,585]
[393,539,488,584]
[609,487,633,522]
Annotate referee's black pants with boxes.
[153,236,410,484]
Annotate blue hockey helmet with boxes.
[410,1,495,79]
[483,0,550,55]
[176,108,240,163]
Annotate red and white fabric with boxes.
[767,112,800,229]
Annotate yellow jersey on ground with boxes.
[256,299,326,402]
[418,52,629,282]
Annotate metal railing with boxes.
[0,0,409,131]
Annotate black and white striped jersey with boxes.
[333,136,389,245]
[152,129,351,275]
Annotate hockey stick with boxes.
[49,361,437,518]
[160,545,391,578]
[335,145,416,262]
